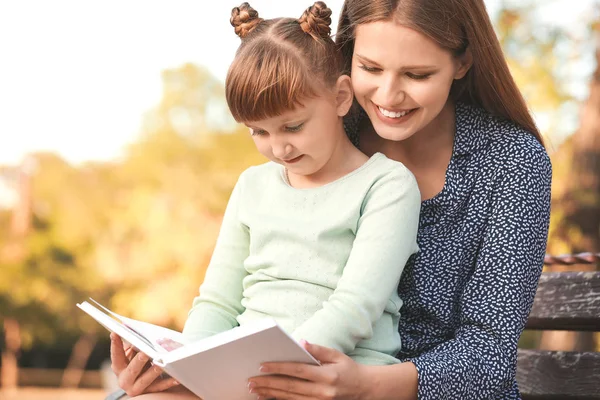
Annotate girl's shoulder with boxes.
[235,161,282,189]
[372,152,416,181]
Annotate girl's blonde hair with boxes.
[226,2,344,122]
[337,0,544,144]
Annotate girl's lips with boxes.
[283,155,304,164]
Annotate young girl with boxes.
[181,0,420,363]
[108,2,421,398]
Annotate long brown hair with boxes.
[226,2,343,123]
[336,0,544,144]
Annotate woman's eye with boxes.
[406,72,432,80]
[358,65,380,73]
[285,123,304,132]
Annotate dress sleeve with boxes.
[292,168,421,353]
[182,175,250,341]
[407,144,552,399]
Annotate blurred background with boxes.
[0,0,598,398]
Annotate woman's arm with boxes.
[291,167,421,352]
[406,142,551,399]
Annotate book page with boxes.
[77,301,161,359]
[120,317,187,348]
[87,298,187,349]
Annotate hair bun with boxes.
[299,1,332,39]
[231,2,263,39]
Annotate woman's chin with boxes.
[372,122,417,142]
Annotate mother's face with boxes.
[351,21,470,142]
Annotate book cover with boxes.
[77,299,319,399]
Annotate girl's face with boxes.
[244,77,352,178]
[351,21,471,142]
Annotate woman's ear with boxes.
[335,75,354,117]
[454,48,473,80]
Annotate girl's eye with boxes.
[406,72,432,80]
[358,64,380,73]
[285,123,304,132]
[250,128,267,136]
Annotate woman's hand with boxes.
[110,333,180,397]
[247,340,371,400]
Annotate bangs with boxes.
[225,41,319,122]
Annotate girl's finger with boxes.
[109,334,129,375]
[118,351,152,390]
[129,363,167,395]
[125,346,137,362]
[145,376,181,393]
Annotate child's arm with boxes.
[291,167,421,353]
[182,175,250,341]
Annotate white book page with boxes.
[76,301,161,359]
[87,298,187,348]
[119,317,187,348]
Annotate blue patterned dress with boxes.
[347,102,552,399]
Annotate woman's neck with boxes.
[362,101,456,171]
[360,101,457,200]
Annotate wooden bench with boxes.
[517,253,600,400]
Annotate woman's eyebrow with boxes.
[356,53,437,70]
[355,53,382,66]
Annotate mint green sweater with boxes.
[183,153,421,365]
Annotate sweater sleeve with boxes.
[407,146,552,399]
[182,175,250,341]
[291,168,421,353]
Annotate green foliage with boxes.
[0,64,264,345]
[496,1,597,148]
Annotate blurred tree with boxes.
[497,1,600,352]
[550,27,600,254]
[0,64,265,386]
[0,154,117,387]
[93,64,264,329]
[542,13,599,353]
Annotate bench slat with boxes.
[526,272,600,331]
[517,349,600,399]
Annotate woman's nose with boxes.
[378,74,405,106]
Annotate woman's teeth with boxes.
[378,106,410,118]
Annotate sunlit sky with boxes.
[0,0,595,165]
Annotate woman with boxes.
[110,0,552,398]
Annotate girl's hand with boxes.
[247,340,370,400]
[110,333,180,397]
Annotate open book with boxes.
[77,299,319,400]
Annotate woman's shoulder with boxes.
[456,103,551,177]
